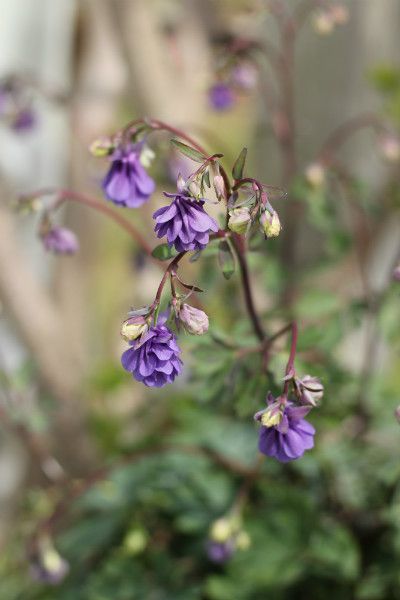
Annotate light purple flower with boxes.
[153,193,218,253]
[12,107,36,132]
[208,83,235,111]
[232,63,258,90]
[102,146,155,207]
[41,226,79,255]
[121,323,182,387]
[255,394,315,462]
[206,540,235,564]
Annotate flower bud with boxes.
[296,375,324,406]
[89,136,114,157]
[121,316,148,342]
[210,518,232,543]
[188,180,201,198]
[236,530,251,551]
[258,401,283,428]
[30,537,69,585]
[379,134,400,162]
[260,210,281,238]
[213,174,225,200]
[228,206,251,234]
[305,162,326,187]
[312,10,335,35]
[179,304,209,335]
[139,146,155,168]
[123,527,148,555]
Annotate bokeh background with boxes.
[0,0,400,598]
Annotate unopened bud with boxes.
[188,180,201,197]
[305,162,326,187]
[312,10,335,35]
[121,316,148,342]
[123,527,148,555]
[213,174,225,199]
[89,136,114,157]
[228,206,251,235]
[179,304,209,335]
[296,375,324,406]
[210,518,232,543]
[260,210,281,238]
[236,530,251,551]
[379,134,400,162]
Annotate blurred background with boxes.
[0,0,400,598]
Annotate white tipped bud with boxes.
[260,210,281,238]
[179,304,209,335]
[305,162,326,187]
[213,174,226,200]
[228,207,252,235]
[312,10,335,35]
[121,316,148,342]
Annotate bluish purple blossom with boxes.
[121,323,182,387]
[207,540,235,564]
[208,82,235,111]
[41,226,79,255]
[12,107,36,132]
[102,146,155,207]
[255,394,315,462]
[153,193,218,253]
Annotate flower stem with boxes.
[283,321,298,394]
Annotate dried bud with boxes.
[330,4,349,25]
[213,174,226,200]
[89,136,114,157]
[228,206,251,234]
[179,304,209,335]
[379,134,400,162]
[393,264,400,282]
[260,210,281,238]
[312,10,335,35]
[121,315,148,342]
[305,162,326,187]
[296,375,324,406]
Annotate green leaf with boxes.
[218,240,235,279]
[170,139,206,163]
[151,243,178,261]
[232,147,247,180]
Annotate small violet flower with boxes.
[254,393,315,462]
[12,107,36,132]
[206,516,250,564]
[121,321,182,387]
[41,226,79,255]
[208,82,235,111]
[102,145,156,207]
[153,192,218,253]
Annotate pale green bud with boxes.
[123,528,148,555]
[260,210,281,238]
[236,530,251,551]
[89,136,114,157]
[121,316,148,342]
[305,162,326,187]
[228,207,251,235]
[210,518,232,543]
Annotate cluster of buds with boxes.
[207,514,250,564]
[29,537,69,585]
[312,4,349,35]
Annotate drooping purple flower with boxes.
[12,107,36,132]
[254,394,315,462]
[207,540,235,564]
[121,323,182,387]
[208,83,235,111]
[41,226,79,255]
[153,193,218,253]
[102,145,156,207]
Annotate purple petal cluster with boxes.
[153,193,218,253]
[121,324,182,387]
[208,83,235,111]
[102,146,155,207]
[42,226,79,255]
[255,395,315,462]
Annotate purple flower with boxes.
[29,540,69,585]
[102,146,156,207]
[41,226,79,255]
[255,394,315,462]
[121,323,182,387]
[12,107,36,132]
[153,193,218,253]
[207,540,235,564]
[208,83,235,111]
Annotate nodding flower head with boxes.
[102,144,156,208]
[121,322,182,387]
[260,209,281,238]
[228,206,252,235]
[208,82,235,111]
[41,226,79,255]
[153,192,218,253]
[255,393,315,462]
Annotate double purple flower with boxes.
[153,193,218,253]
[255,394,315,462]
[102,146,155,208]
[121,322,182,387]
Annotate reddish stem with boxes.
[283,321,298,394]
